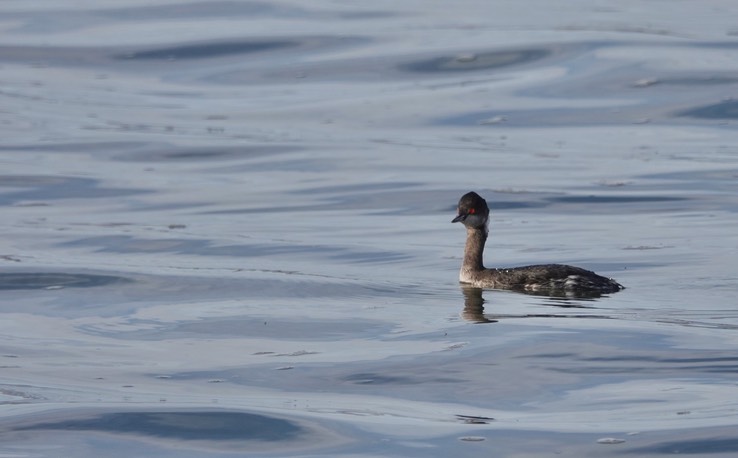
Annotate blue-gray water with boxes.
[2,1,738,456]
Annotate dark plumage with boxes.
[452,191,623,297]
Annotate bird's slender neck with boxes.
[463,226,487,272]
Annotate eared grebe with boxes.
[452,191,623,296]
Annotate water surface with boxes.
[2,1,738,456]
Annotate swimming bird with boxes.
[452,191,623,297]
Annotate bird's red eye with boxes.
[469,208,476,214]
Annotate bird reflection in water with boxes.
[460,285,605,323]
[461,286,497,323]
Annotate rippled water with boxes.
[2,1,738,456]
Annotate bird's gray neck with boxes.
[463,226,487,272]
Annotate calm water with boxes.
[2,1,738,456]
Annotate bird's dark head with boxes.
[452,191,489,229]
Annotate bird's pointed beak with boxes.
[452,214,466,223]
